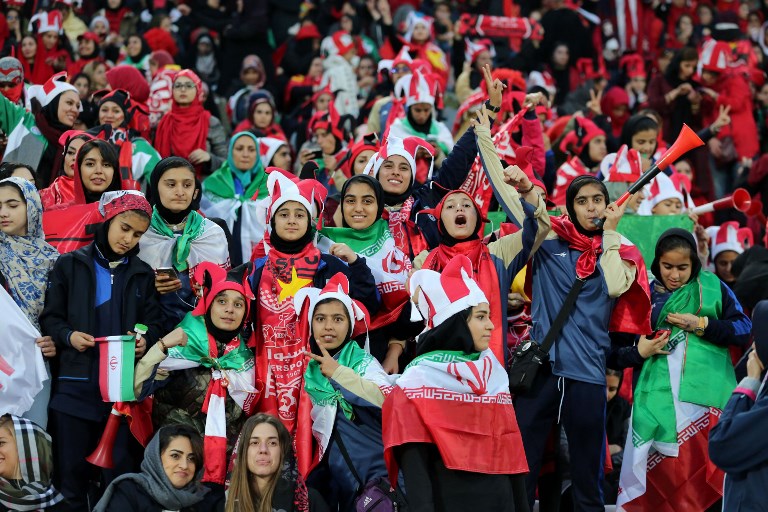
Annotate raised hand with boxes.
[482,64,505,109]
[305,344,341,378]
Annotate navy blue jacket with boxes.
[40,243,162,421]
[709,376,768,512]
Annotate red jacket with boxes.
[703,72,759,160]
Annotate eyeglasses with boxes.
[391,66,410,74]
[173,82,196,90]
[6,15,18,21]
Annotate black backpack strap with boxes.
[539,278,585,353]
[331,428,364,487]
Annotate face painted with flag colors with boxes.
[209,290,247,330]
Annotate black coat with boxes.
[104,479,224,512]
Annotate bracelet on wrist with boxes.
[485,100,501,113]
[517,182,535,194]
[159,338,168,354]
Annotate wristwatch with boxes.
[485,100,501,113]
[693,317,707,337]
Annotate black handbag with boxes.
[508,278,584,394]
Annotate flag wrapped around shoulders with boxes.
[318,219,411,329]
[140,211,230,272]
[95,335,136,403]
[159,313,260,484]
[382,348,527,486]
[0,286,48,416]
[617,272,733,511]
[304,341,394,463]
[550,214,651,334]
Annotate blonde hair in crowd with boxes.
[226,413,292,512]
[0,415,19,480]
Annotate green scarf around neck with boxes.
[304,341,372,420]
[149,208,205,271]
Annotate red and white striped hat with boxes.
[258,137,288,168]
[409,255,488,328]
[699,39,731,73]
[398,69,440,108]
[645,172,685,210]
[27,71,79,108]
[29,10,63,34]
[266,168,322,223]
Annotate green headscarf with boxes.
[203,132,268,201]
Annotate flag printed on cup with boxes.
[96,335,137,402]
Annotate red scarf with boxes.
[382,196,428,260]
[550,215,651,334]
[23,36,70,85]
[40,175,75,210]
[255,243,320,474]
[423,239,504,364]
[153,70,211,177]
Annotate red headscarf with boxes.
[153,70,211,176]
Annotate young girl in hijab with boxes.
[618,228,752,511]
[25,11,72,85]
[94,424,219,511]
[135,264,260,487]
[298,274,395,511]
[39,131,91,209]
[93,89,161,185]
[121,34,151,76]
[154,70,228,178]
[551,117,608,205]
[317,175,420,369]
[226,414,329,512]
[247,170,379,475]
[514,175,651,511]
[0,178,59,427]
[139,157,230,333]
[383,255,529,512]
[417,106,551,367]
[68,138,124,205]
[0,72,81,187]
[0,414,63,511]
[233,91,286,140]
[201,132,269,267]
[40,191,162,510]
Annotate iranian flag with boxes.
[96,335,136,402]
[382,349,528,486]
[617,331,726,511]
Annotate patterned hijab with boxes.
[0,415,63,511]
[0,178,59,329]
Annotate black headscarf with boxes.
[650,227,701,285]
[406,107,432,135]
[565,175,610,238]
[415,307,475,356]
[148,157,202,226]
[269,207,314,254]
[752,300,768,366]
[340,174,384,228]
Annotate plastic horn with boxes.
[86,408,121,468]
[593,124,704,227]
[690,188,751,215]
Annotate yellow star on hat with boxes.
[277,267,313,303]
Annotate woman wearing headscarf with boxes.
[148,50,177,128]
[233,90,286,140]
[297,274,395,511]
[40,191,161,510]
[0,414,63,511]
[201,131,268,267]
[24,10,72,85]
[154,70,228,178]
[135,264,260,487]
[618,228,752,511]
[317,174,419,369]
[417,107,551,368]
[140,157,230,333]
[0,178,59,428]
[93,424,220,511]
[246,170,379,475]
[383,255,529,512]
[121,34,152,77]
[551,116,608,205]
[513,175,651,511]
[92,88,160,185]
[227,55,267,127]
[0,72,81,187]
[40,131,91,209]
